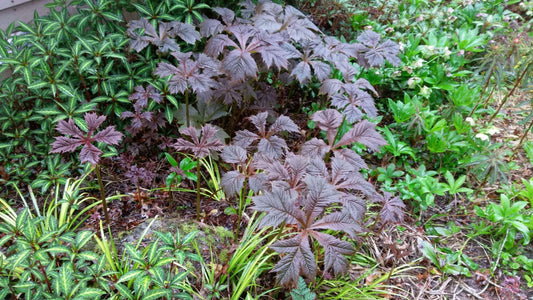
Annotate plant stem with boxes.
[488,64,529,123]
[512,114,533,157]
[95,165,110,225]
[324,116,346,162]
[38,261,53,293]
[492,227,509,274]
[168,181,174,209]
[481,84,496,110]
[384,258,396,286]
[234,181,248,242]
[185,89,190,127]
[196,157,201,220]
[473,169,491,198]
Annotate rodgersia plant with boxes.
[127,0,400,128]
[173,124,224,220]
[220,111,399,286]
[50,112,123,224]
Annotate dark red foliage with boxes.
[50,113,123,165]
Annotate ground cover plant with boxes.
[0,0,532,298]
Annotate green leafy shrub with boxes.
[0,207,201,299]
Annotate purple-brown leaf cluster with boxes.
[173,124,224,158]
[50,113,123,165]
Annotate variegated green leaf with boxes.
[142,289,171,300]
[114,283,134,300]
[75,231,94,249]
[76,287,105,298]
[117,269,144,284]
[153,257,175,268]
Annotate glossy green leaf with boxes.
[117,269,144,284]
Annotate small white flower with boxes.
[364,25,373,31]
[392,70,402,77]
[399,41,405,51]
[486,126,500,135]
[447,7,454,14]
[407,77,421,89]
[443,47,452,59]
[420,86,431,98]
[465,117,475,126]
[421,45,436,57]
[446,15,458,23]
[413,59,425,68]
[402,65,414,74]
[475,133,489,141]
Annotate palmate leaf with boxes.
[129,85,162,108]
[168,21,200,44]
[233,130,260,149]
[206,24,261,81]
[355,30,400,68]
[285,154,309,183]
[281,6,321,42]
[333,148,367,170]
[50,136,84,153]
[258,36,293,71]
[311,109,343,143]
[212,79,244,105]
[252,188,303,228]
[84,113,106,133]
[376,192,406,224]
[173,124,224,158]
[290,40,331,83]
[340,194,367,222]
[221,145,248,164]
[55,118,84,138]
[291,61,312,84]
[204,34,236,57]
[258,153,308,190]
[199,18,225,37]
[259,158,290,182]
[300,138,330,158]
[234,112,299,158]
[304,176,339,218]
[249,172,267,192]
[331,86,376,123]
[50,113,123,164]
[311,231,354,275]
[306,157,328,178]
[270,115,300,134]
[79,143,103,166]
[212,7,235,26]
[127,18,200,53]
[223,49,258,81]
[250,112,269,135]
[93,126,124,145]
[257,136,288,159]
[270,234,316,286]
[221,170,245,195]
[310,212,359,238]
[154,52,219,94]
[335,120,386,152]
[319,79,344,97]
